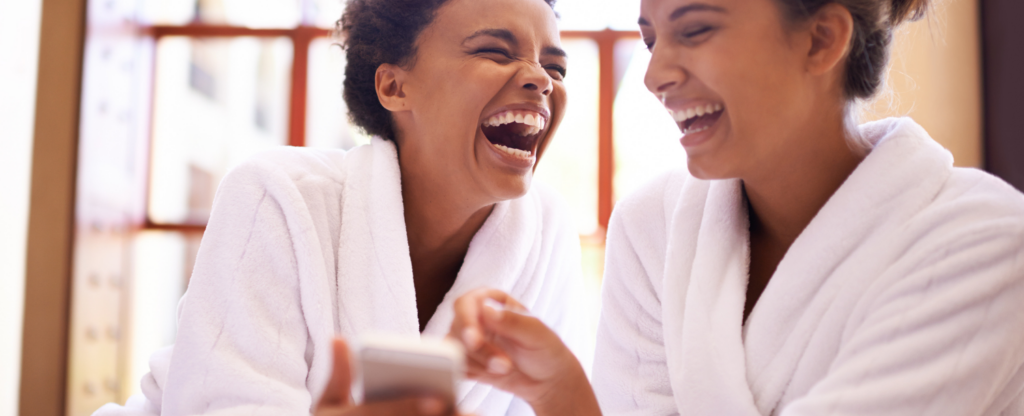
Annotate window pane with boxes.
[613,40,686,201]
[555,0,641,31]
[311,0,346,29]
[127,231,194,398]
[149,36,292,224]
[139,0,302,28]
[306,37,372,149]
[138,0,196,25]
[534,38,600,236]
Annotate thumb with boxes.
[318,338,354,407]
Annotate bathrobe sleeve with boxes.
[781,212,1024,416]
[157,159,317,416]
[593,173,681,415]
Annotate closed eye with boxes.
[475,48,515,60]
[545,64,567,80]
[683,26,714,39]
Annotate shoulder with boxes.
[909,167,1024,243]
[221,146,349,192]
[874,168,1024,310]
[206,147,352,239]
[937,168,1024,218]
[609,167,692,242]
[524,180,580,238]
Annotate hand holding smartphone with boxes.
[353,333,465,405]
[315,336,466,416]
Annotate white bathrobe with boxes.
[593,118,1024,416]
[95,138,587,416]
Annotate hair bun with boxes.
[890,0,930,26]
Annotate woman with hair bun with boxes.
[94,0,585,415]
[449,0,1024,415]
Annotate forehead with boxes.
[640,0,733,25]
[427,0,561,46]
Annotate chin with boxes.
[487,172,533,201]
[685,154,735,181]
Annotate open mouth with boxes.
[671,103,724,135]
[481,110,547,159]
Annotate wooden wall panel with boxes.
[863,0,984,168]
[19,0,87,414]
[981,0,1024,190]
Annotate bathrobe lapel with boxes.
[659,118,954,413]
[662,177,762,415]
[423,196,542,337]
[425,194,543,409]
[335,138,420,335]
[742,119,954,414]
[335,138,543,409]
[660,119,956,416]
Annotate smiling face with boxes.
[387,0,567,202]
[640,0,846,180]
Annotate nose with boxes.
[644,44,686,95]
[520,62,553,96]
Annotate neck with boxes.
[743,116,864,247]
[398,152,494,274]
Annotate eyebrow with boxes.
[463,28,568,58]
[543,46,568,58]
[638,3,727,25]
[464,28,519,46]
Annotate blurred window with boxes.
[534,39,601,236]
[149,36,293,224]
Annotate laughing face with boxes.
[386,0,566,202]
[640,0,831,180]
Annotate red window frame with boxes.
[142,24,638,234]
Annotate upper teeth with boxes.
[670,103,723,123]
[483,110,547,136]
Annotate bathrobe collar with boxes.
[661,118,954,415]
[335,138,544,407]
[338,137,541,336]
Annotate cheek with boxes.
[447,63,512,118]
[412,63,504,132]
[701,33,805,130]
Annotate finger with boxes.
[450,289,487,350]
[463,341,514,376]
[483,294,529,315]
[318,338,354,408]
[480,303,555,350]
[450,288,514,351]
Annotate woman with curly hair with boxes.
[446,0,1024,414]
[95,0,584,415]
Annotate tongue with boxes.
[482,123,536,151]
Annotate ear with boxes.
[806,3,855,76]
[375,63,408,112]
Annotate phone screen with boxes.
[360,347,457,402]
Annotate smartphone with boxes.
[352,333,465,404]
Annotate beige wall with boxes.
[0,0,43,414]
[864,0,983,168]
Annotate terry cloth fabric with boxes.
[94,138,588,416]
[592,117,1024,416]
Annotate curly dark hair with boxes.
[774,0,929,100]
[338,0,558,141]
